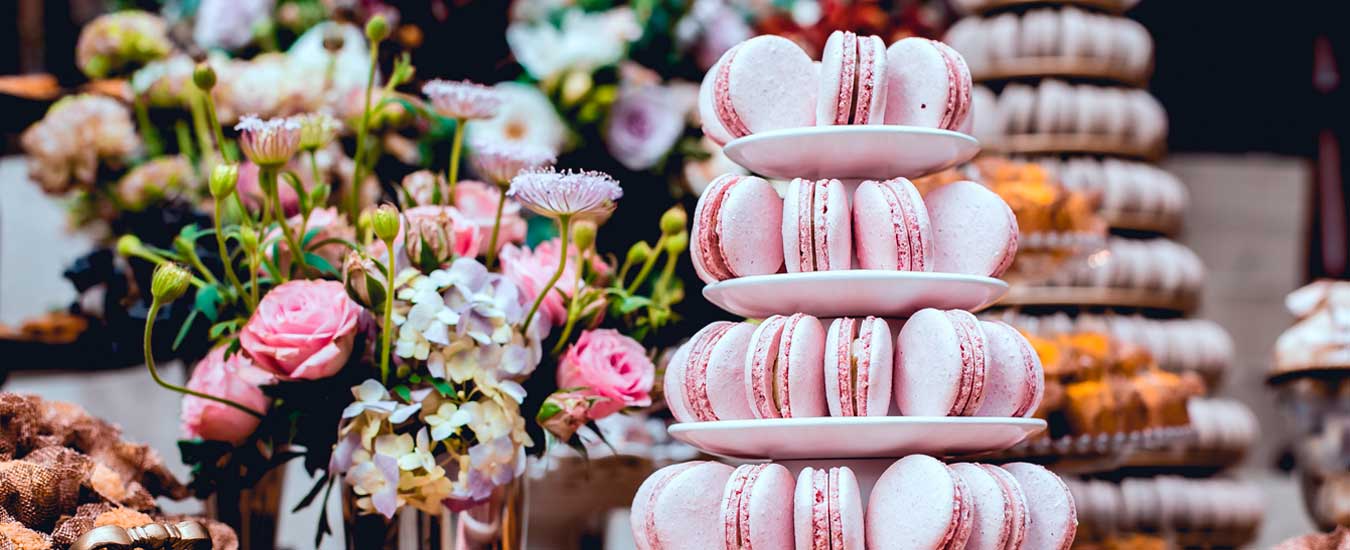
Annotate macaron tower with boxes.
[634,31,1079,550]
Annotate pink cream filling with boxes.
[739,466,767,550]
[946,312,986,416]
[828,469,844,550]
[854,38,875,125]
[723,467,752,550]
[796,181,815,272]
[878,181,917,271]
[931,40,968,131]
[776,314,802,417]
[686,323,733,422]
[813,181,833,271]
[811,469,831,550]
[856,318,875,416]
[986,467,1017,550]
[937,472,969,550]
[750,317,786,418]
[714,47,752,138]
[1011,329,1041,418]
[1055,475,1078,550]
[835,32,857,126]
[834,318,857,417]
[644,463,697,549]
[697,177,738,281]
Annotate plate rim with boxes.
[722,125,981,179]
[668,415,1046,434]
[701,270,1011,317]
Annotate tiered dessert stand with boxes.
[664,123,1056,512]
[947,1,1261,547]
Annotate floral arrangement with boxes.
[24,9,689,543]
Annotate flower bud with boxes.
[238,226,259,251]
[357,209,374,235]
[572,220,597,251]
[560,71,593,107]
[151,262,192,302]
[116,234,143,258]
[193,62,216,91]
[209,163,239,199]
[665,231,688,255]
[342,251,384,306]
[660,206,687,235]
[538,391,591,442]
[371,204,401,244]
[310,184,330,208]
[365,15,390,44]
[626,241,651,266]
[173,235,197,258]
[404,218,453,270]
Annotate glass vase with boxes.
[344,479,526,550]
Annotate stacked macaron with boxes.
[633,458,1077,550]
[666,309,1044,422]
[1044,237,1203,296]
[945,7,1153,83]
[1067,477,1262,543]
[949,0,1140,15]
[692,175,1019,283]
[997,313,1233,378]
[973,81,1167,151]
[698,33,975,146]
[1032,157,1189,227]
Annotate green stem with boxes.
[249,249,260,306]
[522,215,571,334]
[551,293,581,356]
[446,118,466,205]
[379,243,396,384]
[188,91,216,168]
[202,90,231,163]
[348,41,380,220]
[215,201,252,309]
[485,186,507,268]
[626,235,667,295]
[309,150,324,195]
[144,301,264,418]
[181,244,220,287]
[262,165,308,277]
[134,95,163,158]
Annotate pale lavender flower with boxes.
[297,112,342,151]
[347,453,401,518]
[423,79,501,120]
[329,431,362,473]
[469,139,556,186]
[235,114,302,166]
[507,168,622,220]
[343,379,420,423]
[604,86,685,171]
[195,0,275,52]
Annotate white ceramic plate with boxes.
[668,416,1046,460]
[703,270,1009,319]
[723,126,980,181]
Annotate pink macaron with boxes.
[783,178,853,273]
[853,177,934,272]
[950,463,1030,550]
[895,308,988,417]
[794,466,864,550]
[722,463,796,550]
[817,30,889,126]
[691,173,785,284]
[925,180,1019,277]
[1002,463,1078,550]
[745,313,828,419]
[664,321,757,423]
[824,316,893,417]
[867,455,974,550]
[631,461,734,550]
[884,37,973,131]
[975,321,1044,418]
[698,35,818,145]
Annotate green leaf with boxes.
[173,309,201,351]
[293,473,330,513]
[409,374,422,384]
[302,226,323,247]
[430,378,454,397]
[303,252,338,276]
[536,401,563,422]
[418,236,439,272]
[195,286,222,322]
[618,295,652,314]
[209,319,241,339]
[392,384,412,402]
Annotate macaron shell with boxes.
[817,31,857,126]
[704,322,758,421]
[975,321,1044,418]
[860,317,896,416]
[951,463,1013,550]
[868,455,972,550]
[857,35,890,125]
[698,49,736,146]
[724,35,818,134]
[636,461,734,550]
[784,179,853,273]
[824,317,855,417]
[782,314,828,417]
[853,178,933,271]
[884,38,972,130]
[834,467,865,550]
[663,341,696,423]
[632,462,698,550]
[793,468,825,550]
[983,464,1030,550]
[826,317,895,416]
[815,179,853,271]
[691,174,785,284]
[1003,463,1078,550]
[896,308,987,416]
[926,181,1019,277]
[726,464,796,550]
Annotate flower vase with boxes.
[345,480,526,550]
[205,466,284,550]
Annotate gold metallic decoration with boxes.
[70,520,212,550]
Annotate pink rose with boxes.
[241,280,362,380]
[538,391,591,442]
[556,329,654,419]
[181,346,272,445]
[454,180,526,251]
[499,239,609,327]
[403,205,481,259]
